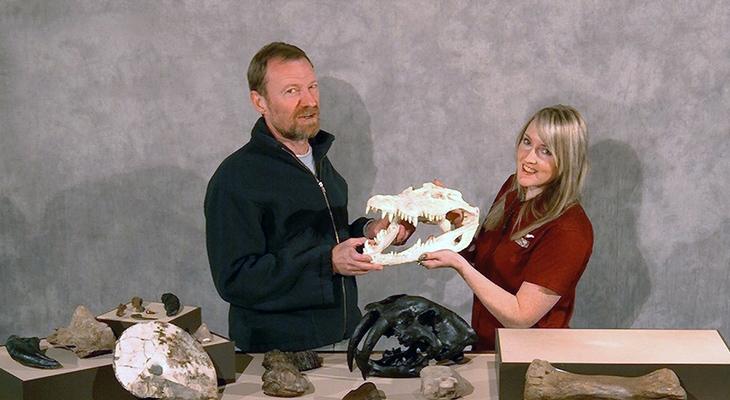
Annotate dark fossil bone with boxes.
[161,292,181,316]
[5,335,62,369]
[348,294,477,379]
[342,382,386,400]
[130,313,157,320]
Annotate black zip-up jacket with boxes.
[205,117,366,352]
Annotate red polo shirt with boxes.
[468,175,593,351]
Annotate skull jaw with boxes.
[365,220,480,265]
[360,346,429,378]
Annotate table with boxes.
[220,352,498,399]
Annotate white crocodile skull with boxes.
[363,183,479,265]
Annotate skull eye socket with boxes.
[417,309,438,327]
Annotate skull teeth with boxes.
[369,207,449,225]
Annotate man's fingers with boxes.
[347,237,368,246]
[350,252,373,263]
[349,261,383,272]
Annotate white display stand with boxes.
[496,328,730,400]
[97,301,202,337]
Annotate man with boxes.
[205,42,412,352]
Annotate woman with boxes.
[419,105,593,351]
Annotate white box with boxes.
[496,328,730,400]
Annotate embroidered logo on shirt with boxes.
[514,233,535,248]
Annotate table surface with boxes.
[220,352,498,399]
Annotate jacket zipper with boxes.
[280,147,348,339]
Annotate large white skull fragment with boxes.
[364,183,479,265]
[113,321,217,400]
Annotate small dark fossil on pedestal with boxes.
[161,292,181,316]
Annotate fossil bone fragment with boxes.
[363,183,479,265]
[524,359,687,400]
[161,292,181,316]
[113,321,217,400]
[116,303,127,317]
[420,365,469,400]
[193,323,214,344]
[130,313,157,320]
[261,350,312,397]
[46,305,116,358]
[348,294,477,379]
[131,296,144,312]
[5,335,62,369]
[342,382,386,400]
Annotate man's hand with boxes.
[332,237,383,276]
[365,218,415,245]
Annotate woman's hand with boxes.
[417,249,469,273]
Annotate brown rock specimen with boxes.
[288,350,323,371]
[131,296,144,312]
[262,362,311,397]
[115,303,127,317]
[342,382,386,400]
[263,349,323,371]
[261,349,316,397]
[420,365,469,400]
[47,305,116,358]
[524,359,687,400]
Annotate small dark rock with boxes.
[161,292,181,317]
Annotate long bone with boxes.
[363,183,479,265]
[524,359,687,400]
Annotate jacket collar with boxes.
[250,117,334,162]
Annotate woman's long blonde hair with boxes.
[482,105,588,240]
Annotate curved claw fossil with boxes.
[347,294,477,379]
[6,335,62,369]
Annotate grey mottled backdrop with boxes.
[1,1,729,346]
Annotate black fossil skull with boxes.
[347,294,477,379]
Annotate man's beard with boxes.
[275,106,320,141]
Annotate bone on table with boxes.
[523,359,687,400]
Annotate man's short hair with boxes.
[247,42,313,98]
